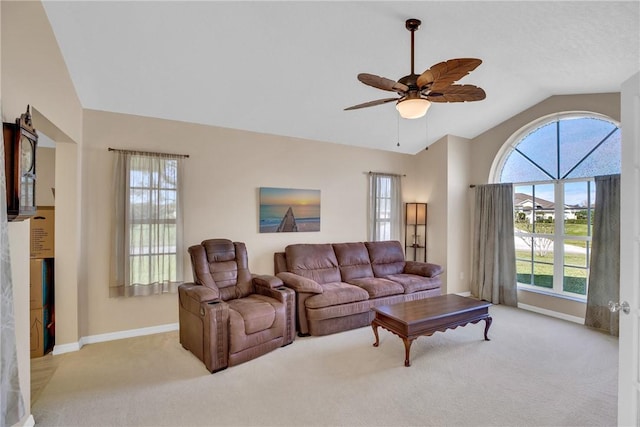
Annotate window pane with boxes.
[516,238,533,284]
[532,184,554,236]
[159,190,177,219]
[564,181,591,236]
[515,122,558,178]
[130,169,150,187]
[565,129,621,179]
[559,118,617,178]
[532,259,553,289]
[130,254,177,284]
[514,184,534,229]
[564,239,588,268]
[501,151,553,183]
[563,266,587,295]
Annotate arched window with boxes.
[493,112,620,298]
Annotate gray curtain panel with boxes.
[585,174,621,336]
[471,183,518,306]
[0,105,26,426]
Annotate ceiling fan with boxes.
[345,18,486,119]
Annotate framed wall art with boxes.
[259,187,320,233]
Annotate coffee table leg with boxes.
[484,316,493,341]
[403,338,415,367]
[372,321,380,347]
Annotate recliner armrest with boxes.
[404,261,444,278]
[276,272,323,294]
[179,283,220,317]
[179,282,220,302]
[252,274,284,289]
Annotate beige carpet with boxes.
[31,305,618,426]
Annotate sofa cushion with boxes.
[305,282,370,309]
[385,273,441,294]
[365,241,406,277]
[333,242,374,281]
[285,244,341,285]
[347,277,405,298]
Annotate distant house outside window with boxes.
[494,113,620,299]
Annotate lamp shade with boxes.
[406,203,417,225]
[406,203,427,225]
[416,203,426,224]
[396,98,431,119]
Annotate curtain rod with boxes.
[108,147,189,159]
[367,171,406,177]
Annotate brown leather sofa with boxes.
[179,239,295,372]
[274,240,443,336]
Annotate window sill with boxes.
[517,284,587,304]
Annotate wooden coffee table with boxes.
[371,294,492,367]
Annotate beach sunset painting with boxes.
[259,187,320,233]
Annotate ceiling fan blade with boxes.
[425,85,486,103]
[344,97,400,111]
[417,58,483,90]
[358,73,409,93]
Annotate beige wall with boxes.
[35,147,55,206]
[445,135,471,294]
[412,138,449,289]
[410,135,472,296]
[81,109,420,336]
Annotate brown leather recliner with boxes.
[179,239,295,372]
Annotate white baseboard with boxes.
[456,291,472,297]
[21,414,35,427]
[518,303,584,324]
[52,341,81,355]
[52,323,179,355]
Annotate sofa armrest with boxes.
[404,261,444,278]
[252,274,284,289]
[276,272,323,294]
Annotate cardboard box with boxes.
[30,206,55,258]
[30,258,54,309]
[30,306,53,358]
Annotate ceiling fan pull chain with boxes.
[397,113,401,147]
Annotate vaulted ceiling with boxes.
[42,1,639,154]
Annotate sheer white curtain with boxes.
[0,108,25,426]
[470,183,518,306]
[110,150,184,297]
[585,174,621,336]
[368,173,402,241]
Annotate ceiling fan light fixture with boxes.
[396,97,431,119]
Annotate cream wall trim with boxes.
[518,303,584,324]
[456,291,472,297]
[53,323,179,355]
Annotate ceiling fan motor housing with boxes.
[344,17,485,116]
